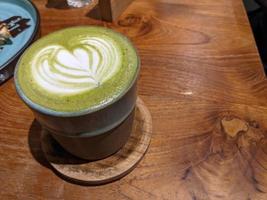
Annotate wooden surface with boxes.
[99,0,134,22]
[1,0,267,199]
[41,98,152,185]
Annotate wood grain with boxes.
[41,98,152,185]
[1,0,267,199]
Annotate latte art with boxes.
[32,37,122,94]
[16,26,139,112]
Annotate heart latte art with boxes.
[32,37,121,94]
[16,27,139,112]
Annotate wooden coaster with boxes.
[41,98,152,185]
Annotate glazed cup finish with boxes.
[15,73,139,160]
[14,35,140,160]
[51,108,136,160]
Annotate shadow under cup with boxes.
[15,72,139,160]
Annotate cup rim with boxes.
[14,26,140,117]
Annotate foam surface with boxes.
[16,27,139,113]
[32,37,121,94]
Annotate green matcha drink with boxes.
[16,26,139,113]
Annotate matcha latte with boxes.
[16,26,139,113]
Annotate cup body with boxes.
[36,82,137,160]
[15,70,138,160]
[51,109,136,160]
[35,82,137,136]
[14,26,140,160]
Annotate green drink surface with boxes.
[16,26,139,113]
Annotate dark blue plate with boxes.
[0,0,40,84]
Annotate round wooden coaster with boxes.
[41,97,152,185]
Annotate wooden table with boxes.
[1,0,267,199]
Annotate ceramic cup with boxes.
[15,70,139,160]
[14,31,140,160]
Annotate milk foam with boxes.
[31,37,121,94]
